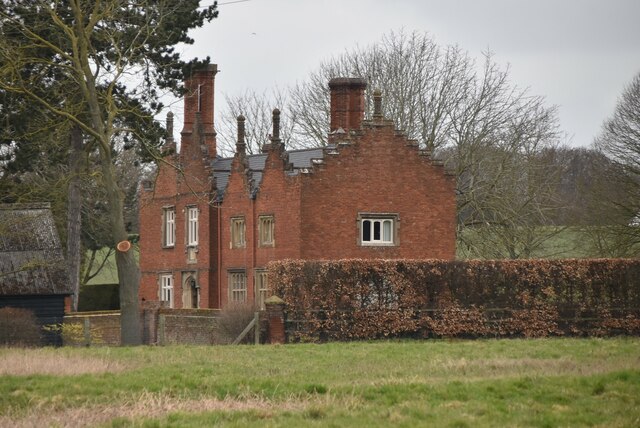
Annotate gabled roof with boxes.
[0,203,71,296]
[212,147,326,197]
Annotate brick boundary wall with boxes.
[63,307,259,346]
[63,311,121,346]
[157,308,221,345]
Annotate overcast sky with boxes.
[175,0,640,148]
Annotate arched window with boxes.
[189,277,199,309]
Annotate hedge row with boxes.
[268,259,640,341]
[0,307,41,346]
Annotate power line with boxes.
[199,0,252,8]
[219,0,252,5]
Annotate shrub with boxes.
[0,307,41,346]
[269,258,640,341]
[43,322,106,346]
[212,302,258,344]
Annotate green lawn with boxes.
[1,339,639,427]
[456,226,638,259]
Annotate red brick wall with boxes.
[254,147,303,265]
[139,66,219,309]
[139,155,179,305]
[300,123,456,260]
[139,134,218,308]
[63,311,121,346]
[207,205,220,308]
[213,126,455,309]
[158,308,221,345]
[217,154,254,306]
[218,147,304,307]
[139,184,217,308]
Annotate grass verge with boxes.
[0,338,638,427]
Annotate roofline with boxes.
[215,146,324,162]
[0,292,73,297]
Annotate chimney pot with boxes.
[182,64,218,157]
[166,112,174,140]
[163,111,176,154]
[271,108,281,143]
[328,77,367,141]
[236,115,246,154]
[373,89,383,119]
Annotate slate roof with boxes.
[212,147,327,197]
[0,203,71,296]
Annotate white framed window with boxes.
[159,273,174,308]
[254,269,269,310]
[358,213,398,246]
[230,217,246,248]
[228,270,247,302]
[258,215,274,247]
[163,207,176,247]
[187,206,199,246]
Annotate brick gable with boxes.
[299,121,455,260]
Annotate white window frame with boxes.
[254,269,269,310]
[228,270,247,303]
[159,273,174,308]
[258,215,275,247]
[187,206,199,246]
[358,213,398,246]
[163,207,176,248]
[230,217,246,248]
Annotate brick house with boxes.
[139,65,456,309]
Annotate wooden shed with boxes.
[0,203,71,345]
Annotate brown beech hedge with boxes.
[267,259,640,341]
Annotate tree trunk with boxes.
[67,126,83,312]
[101,159,142,345]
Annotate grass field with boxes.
[456,226,640,260]
[1,338,639,427]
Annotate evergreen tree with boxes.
[0,0,218,344]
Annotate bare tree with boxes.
[285,30,469,149]
[448,58,563,258]
[216,88,297,156]
[592,71,640,256]
[219,30,562,258]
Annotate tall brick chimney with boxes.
[329,77,367,140]
[181,64,218,157]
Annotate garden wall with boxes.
[62,308,222,346]
[62,311,121,346]
[156,308,221,345]
[268,259,640,341]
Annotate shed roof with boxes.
[0,203,71,296]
